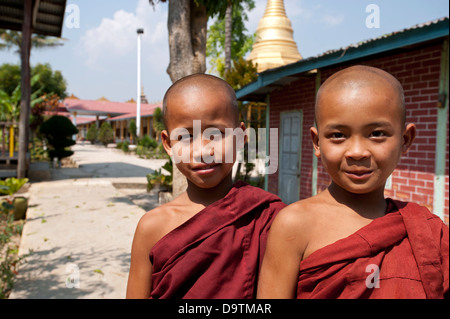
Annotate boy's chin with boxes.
[335,182,385,196]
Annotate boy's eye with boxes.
[177,134,192,141]
[329,132,345,140]
[204,128,224,140]
[369,131,386,138]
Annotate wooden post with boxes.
[17,0,33,178]
[9,126,14,158]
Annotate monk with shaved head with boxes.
[257,65,449,299]
[126,73,286,299]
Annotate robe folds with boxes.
[297,199,449,299]
[150,181,286,299]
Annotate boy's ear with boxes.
[161,129,172,157]
[401,123,416,154]
[310,126,321,158]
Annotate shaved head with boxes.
[162,73,239,130]
[315,65,405,126]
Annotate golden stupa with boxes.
[248,0,302,72]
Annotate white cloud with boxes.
[78,0,168,70]
[79,10,138,67]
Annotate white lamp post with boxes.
[136,28,144,139]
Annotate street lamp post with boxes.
[136,28,144,139]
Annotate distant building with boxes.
[63,97,161,142]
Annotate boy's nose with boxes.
[192,137,215,163]
[344,137,370,161]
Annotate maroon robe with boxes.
[150,181,286,299]
[297,199,449,299]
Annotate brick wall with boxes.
[267,42,449,223]
[269,76,316,199]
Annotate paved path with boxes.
[9,143,168,299]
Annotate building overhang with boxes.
[0,0,67,37]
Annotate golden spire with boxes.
[248,0,302,72]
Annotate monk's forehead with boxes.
[315,66,406,125]
[167,76,232,101]
[322,66,400,92]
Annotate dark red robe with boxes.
[149,181,286,299]
[297,199,449,299]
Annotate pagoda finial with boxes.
[248,0,302,72]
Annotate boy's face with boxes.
[311,83,415,195]
[161,85,244,189]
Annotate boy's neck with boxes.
[327,182,387,219]
[186,175,234,207]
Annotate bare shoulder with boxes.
[268,195,323,256]
[272,195,323,232]
[134,199,184,249]
[135,194,201,249]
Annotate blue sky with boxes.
[0,0,448,103]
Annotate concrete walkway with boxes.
[9,143,168,299]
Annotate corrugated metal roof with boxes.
[0,0,66,37]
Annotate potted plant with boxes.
[0,178,29,220]
[146,160,173,205]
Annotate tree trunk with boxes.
[224,1,232,73]
[17,0,33,179]
[166,0,207,82]
[166,0,208,198]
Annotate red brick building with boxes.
[237,18,449,224]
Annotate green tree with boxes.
[206,1,255,76]
[0,63,67,98]
[224,56,258,91]
[31,64,67,99]
[0,64,20,96]
[39,115,78,163]
[129,120,137,143]
[0,29,64,54]
[86,125,98,144]
[98,122,114,146]
[0,74,45,122]
[152,107,165,141]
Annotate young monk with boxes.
[257,65,449,299]
[126,74,286,299]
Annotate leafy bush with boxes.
[146,159,173,192]
[128,120,137,143]
[1,200,29,299]
[86,125,98,144]
[98,122,114,146]
[138,135,157,149]
[39,115,78,161]
[121,140,129,153]
[0,178,29,196]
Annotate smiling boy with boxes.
[257,65,449,299]
[126,74,285,299]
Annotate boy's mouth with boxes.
[192,163,220,174]
[344,170,373,180]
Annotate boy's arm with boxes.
[257,206,307,299]
[126,212,162,299]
